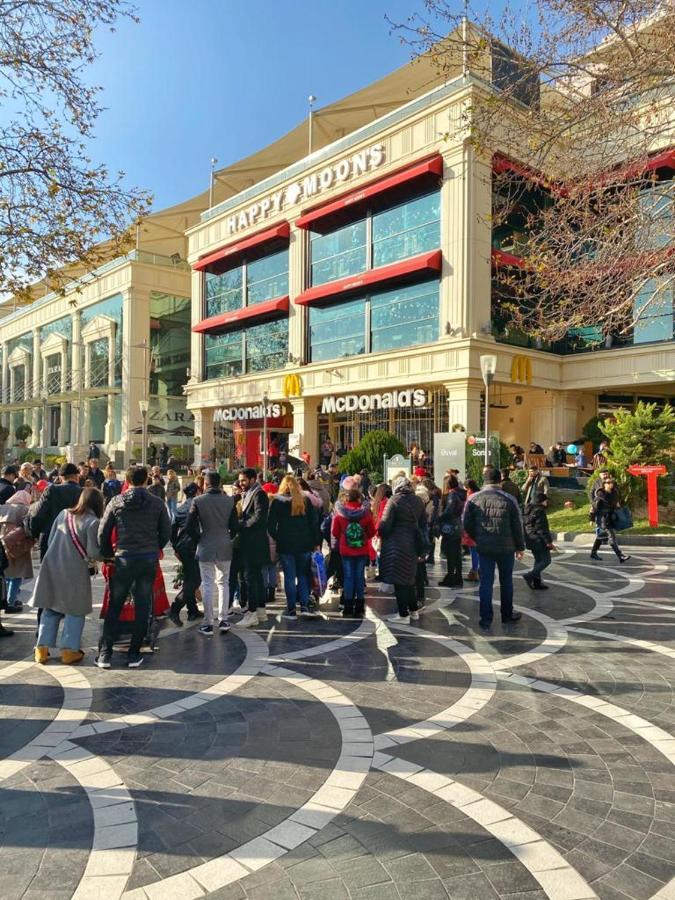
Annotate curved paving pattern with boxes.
[0,544,674,899]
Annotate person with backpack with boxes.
[438,474,465,587]
[522,492,555,589]
[267,474,320,619]
[29,488,104,664]
[0,490,34,612]
[331,486,375,619]
[168,482,202,626]
[102,465,122,506]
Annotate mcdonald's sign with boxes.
[510,355,532,384]
[283,373,303,398]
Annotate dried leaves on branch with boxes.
[391,0,675,343]
[0,0,151,301]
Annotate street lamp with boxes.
[479,354,497,466]
[139,398,149,467]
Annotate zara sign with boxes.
[225,144,386,236]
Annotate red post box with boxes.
[627,464,667,528]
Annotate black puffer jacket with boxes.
[592,486,621,528]
[463,485,525,557]
[378,487,426,586]
[30,481,82,558]
[99,487,171,558]
[523,502,552,550]
[267,495,320,554]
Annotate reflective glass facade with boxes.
[309,279,440,363]
[203,247,289,381]
[310,189,440,287]
[80,294,123,386]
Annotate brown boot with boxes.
[35,645,50,664]
[466,569,479,582]
[61,649,85,665]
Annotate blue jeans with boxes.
[342,555,367,602]
[470,548,479,572]
[6,577,22,607]
[279,552,311,612]
[167,498,178,521]
[477,553,515,624]
[37,608,85,651]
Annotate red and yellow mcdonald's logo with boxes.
[510,355,532,384]
[283,373,303,398]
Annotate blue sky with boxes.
[89,0,433,212]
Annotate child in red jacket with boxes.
[331,487,375,619]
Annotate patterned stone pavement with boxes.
[1,545,674,900]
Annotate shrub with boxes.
[581,415,606,449]
[15,423,32,442]
[338,430,406,476]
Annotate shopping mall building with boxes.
[185,47,675,469]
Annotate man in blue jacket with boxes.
[463,466,525,630]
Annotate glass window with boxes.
[45,353,62,395]
[247,251,289,306]
[246,319,288,372]
[80,294,123,386]
[88,338,109,388]
[310,220,367,286]
[370,281,439,353]
[149,292,191,397]
[372,191,440,268]
[634,278,674,344]
[204,331,244,380]
[309,298,366,363]
[205,265,243,318]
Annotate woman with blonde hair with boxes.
[165,468,181,521]
[267,475,320,619]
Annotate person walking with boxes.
[463,479,481,582]
[0,465,17,504]
[168,482,203,625]
[522,465,549,506]
[463,466,525,630]
[30,488,104,664]
[331,486,374,619]
[267,475,321,619]
[590,475,630,563]
[522,492,555,589]
[102,465,123,506]
[88,457,105,489]
[165,469,181,521]
[29,463,82,559]
[232,468,270,628]
[0,490,34,612]
[88,441,101,461]
[185,470,235,636]
[378,475,427,624]
[97,466,171,668]
[438,474,464,587]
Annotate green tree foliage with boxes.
[15,423,32,442]
[581,415,606,449]
[338,430,406,479]
[599,402,675,505]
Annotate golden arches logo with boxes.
[510,355,532,384]
[283,373,303,398]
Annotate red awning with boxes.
[295,154,444,230]
[491,247,529,269]
[192,295,289,335]
[192,221,290,272]
[295,250,442,307]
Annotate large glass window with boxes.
[204,249,288,319]
[80,294,123,386]
[149,292,191,397]
[372,191,441,268]
[309,188,440,287]
[247,250,289,306]
[206,266,243,318]
[88,338,109,388]
[634,278,674,344]
[246,319,289,372]
[309,279,439,363]
[204,332,244,381]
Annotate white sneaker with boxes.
[238,611,259,628]
[409,611,420,621]
[231,599,242,611]
[256,608,268,624]
[387,613,410,625]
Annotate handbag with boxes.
[613,506,633,532]
[1,522,35,562]
[66,512,96,576]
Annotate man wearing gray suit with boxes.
[186,470,235,636]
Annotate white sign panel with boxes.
[225,144,386,236]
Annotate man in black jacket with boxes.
[29,463,82,559]
[0,465,17,505]
[463,466,525,630]
[522,492,554,589]
[233,467,270,628]
[168,482,202,626]
[97,465,171,669]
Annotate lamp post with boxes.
[308,95,316,154]
[139,398,149,467]
[262,393,269,479]
[479,354,497,466]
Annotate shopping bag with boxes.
[311,551,328,596]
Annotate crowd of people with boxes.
[0,450,629,661]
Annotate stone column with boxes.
[30,327,41,448]
[122,287,150,461]
[290,396,319,464]
[1,341,8,406]
[69,311,83,461]
[287,226,305,364]
[445,379,483,435]
[104,322,117,447]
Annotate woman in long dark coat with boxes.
[378,475,427,624]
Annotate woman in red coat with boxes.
[331,487,375,619]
